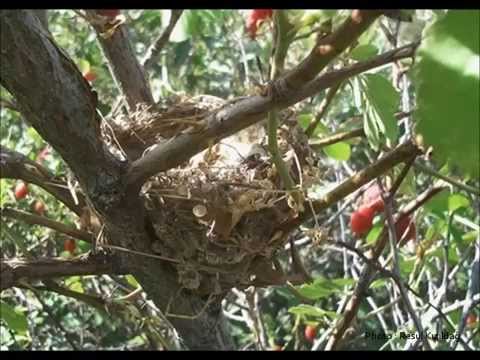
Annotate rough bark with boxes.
[0,10,231,349]
[86,10,155,111]
[1,252,125,291]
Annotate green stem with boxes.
[268,110,295,192]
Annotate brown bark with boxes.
[86,11,155,111]
[0,253,125,291]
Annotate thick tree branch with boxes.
[142,10,183,71]
[0,10,120,193]
[127,42,418,190]
[1,207,92,243]
[86,11,154,111]
[0,146,84,215]
[280,10,382,91]
[0,252,126,291]
[278,140,422,234]
[31,10,49,32]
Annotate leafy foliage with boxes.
[414,10,480,179]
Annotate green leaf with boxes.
[350,44,379,61]
[323,142,351,161]
[448,194,470,213]
[0,301,28,335]
[65,276,84,293]
[362,73,400,144]
[288,304,336,319]
[297,113,313,131]
[78,59,90,74]
[125,275,140,288]
[295,277,354,300]
[366,221,384,245]
[370,279,387,289]
[414,10,480,179]
[398,255,416,277]
[423,189,450,217]
[363,103,382,150]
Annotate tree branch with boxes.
[126,42,418,191]
[308,111,412,149]
[85,10,154,111]
[305,81,343,137]
[0,10,120,192]
[0,146,84,216]
[1,207,93,243]
[281,10,382,91]
[0,252,126,291]
[142,10,184,71]
[277,140,422,233]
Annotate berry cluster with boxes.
[245,9,273,40]
[350,184,416,244]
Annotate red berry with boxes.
[83,70,97,82]
[32,200,46,216]
[350,206,375,235]
[466,314,478,329]
[96,10,120,18]
[64,239,76,254]
[304,325,317,342]
[246,9,273,39]
[14,182,28,200]
[395,216,416,244]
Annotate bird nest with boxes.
[102,95,321,295]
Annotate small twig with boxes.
[378,180,432,350]
[0,97,18,111]
[166,293,215,320]
[309,110,412,149]
[310,128,364,149]
[387,155,416,200]
[414,161,480,196]
[99,244,180,264]
[293,25,325,41]
[142,10,184,70]
[452,236,480,350]
[1,207,92,243]
[39,280,110,312]
[305,82,343,137]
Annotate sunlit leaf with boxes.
[296,277,354,300]
[414,10,480,178]
[0,301,28,335]
[323,141,351,161]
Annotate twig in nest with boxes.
[99,244,180,264]
[166,292,216,320]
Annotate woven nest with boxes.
[101,95,321,295]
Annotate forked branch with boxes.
[0,252,126,291]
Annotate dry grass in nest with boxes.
[101,95,321,295]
